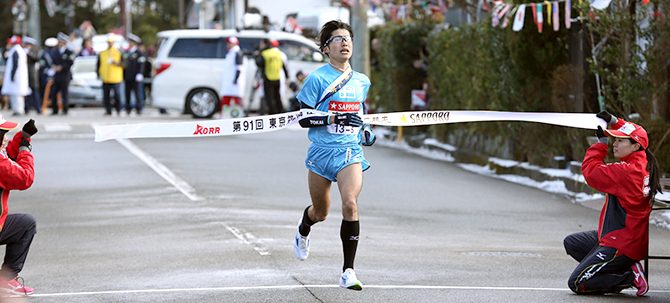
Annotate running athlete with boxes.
[563,111,662,296]
[293,20,375,291]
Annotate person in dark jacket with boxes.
[0,116,37,297]
[21,37,40,114]
[564,110,663,296]
[38,37,58,113]
[49,33,75,115]
[123,34,146,115]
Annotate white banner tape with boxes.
[94,110,606,142]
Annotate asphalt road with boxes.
[5,108,670,302]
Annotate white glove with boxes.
[47,68,55,77]
[135,74,144,82]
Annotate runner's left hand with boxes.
[361,124,376,146]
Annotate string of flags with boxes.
[491,0,651,33]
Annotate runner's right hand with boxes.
[333,113,363,127]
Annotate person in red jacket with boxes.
[0,116,37,297]
[564,111,662,296]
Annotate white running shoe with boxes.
[339,268,363,291]
[293,223,310,260]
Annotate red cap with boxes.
[271,40,279,47]
[604,122,649,150]
[7,35,21,45]
[0,115,18,131]
[226,36,239,45]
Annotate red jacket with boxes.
[581,119,651,261]
[0,132,34,231]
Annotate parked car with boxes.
[69,56,103,106]
[151,29,327,118]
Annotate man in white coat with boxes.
[219,36,245,118]
[2,36,29,116]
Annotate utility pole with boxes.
[120,0,127,35]
[351,0,369,75]
[217,0,225,29]
[178,0,185,28]
[28,0,41,43]
[125,0,132,36]
[570,23,586,112]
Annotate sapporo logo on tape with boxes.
[408,111,450,123]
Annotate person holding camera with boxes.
[563,111,662,296]
[0,116,37,297]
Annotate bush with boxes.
[371,22,434,113]
[370,2,669,174]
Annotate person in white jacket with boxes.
[219,36,245,117]
[2,36,29,116]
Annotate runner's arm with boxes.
[298,102,330,128]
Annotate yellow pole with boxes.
[397,126,403,143]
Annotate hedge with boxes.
[369,4,669,173]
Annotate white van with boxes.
[151,29,327,118]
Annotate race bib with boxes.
[327,101,361,135]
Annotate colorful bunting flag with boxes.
[565,0,571,29]
[536,3,544,33]
[513,4,526,32]
[552,1,560,31]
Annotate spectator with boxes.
[49,33,75,115]
[122,34,146,115]
[219,36,245,117]
[287,70,305,111]
[97,36,124,116]
[78,39,95,57]
[38,37,58,114]
[255,39,288,115]
[564,111,662,296]
[21,36,40,114]
[0,116,37,297]
[1,35,29,116]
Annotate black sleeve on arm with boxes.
[282,63,289,78]
[298,101,330,128]
[255,55,264,68]
[233,70,241,83]
[10,52,18,81]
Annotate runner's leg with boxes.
[336,164,363,270]
[307,170,332,224]
[294,171,331,260]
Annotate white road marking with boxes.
[223,223,271,256]
[116,138,203,201]
[43,123,72,132]
[29,285,670,297]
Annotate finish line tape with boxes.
[94,110,605,142]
